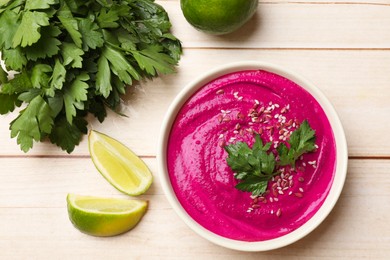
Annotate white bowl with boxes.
[157,61,348,251]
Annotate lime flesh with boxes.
[88,130,153,196]
[67,194,148,237]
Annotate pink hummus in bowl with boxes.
[158,62,348,251]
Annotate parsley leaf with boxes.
[25,0,57,11]
[277,120,316,168]
[10,95,54,152]
[225,135,276,196]
[63,73,89,124]
[225,121,316,196]
[1,47,27,71]
[78,18,104,51]
[13,10,50,47]
[24,26,62,61]
[0,93,22,114]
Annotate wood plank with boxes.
[1,50,389,157]
[160,2,390,49]
[0,158,389,258]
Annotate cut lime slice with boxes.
[88,130,153,196]
[67,194,148,236]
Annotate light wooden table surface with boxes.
[1,0,390,259]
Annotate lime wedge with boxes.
[88,130,153,196]
[67,194,148,236]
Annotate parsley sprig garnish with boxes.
[224,120,316,196]
[0,0,182,153]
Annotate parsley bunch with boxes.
[224,120,316,196]
[0,0,182,153]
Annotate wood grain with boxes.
[0,159,389,259]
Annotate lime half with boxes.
[88,130,153,196]
[67,194,148,236]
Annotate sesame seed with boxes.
[234,91,239,97]
[255,99,259,105]
[278,190,284,195]
[238,96,243,101]
[274,104,280,108]
[216,89,224,95]
[218,134,224,139]
[298,177,304,182]
[294,192,303,198]
[229,137,236,142]
[274,197,279,202]
[289,191,293,195]
[270,197,274,203]
[299,188,304,192]
[276,208,282,217]
[271,209,274,214]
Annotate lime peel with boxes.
[67,194,148,237]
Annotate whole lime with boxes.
[180,0,258,35]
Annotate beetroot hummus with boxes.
[166,70,336,241]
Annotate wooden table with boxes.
[1,0,389,259]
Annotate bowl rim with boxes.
[157,61,348,251]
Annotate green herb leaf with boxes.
[24,26,62,61]
[224,135,276,196]
[78,18,104,51]
[224,121,316,196]
[235,176,269,197]
[1,47,27,71]
[25,0,57,11]
[0,93,22,114]
[58,15,83,48]
[13,10,50,47]
[277,120,316,168]
[61,42,84,68]
[63,73,89,124]
[10,95,54,152]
